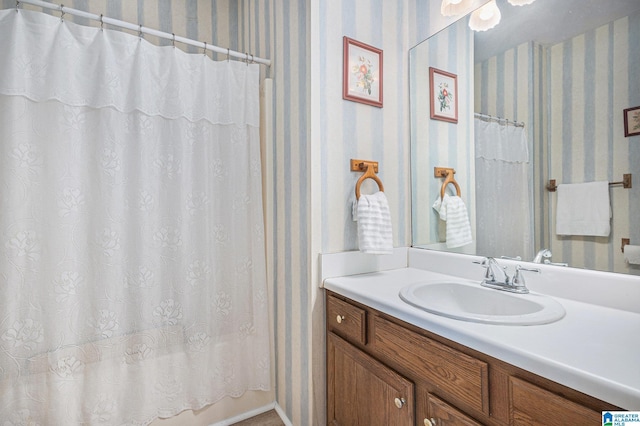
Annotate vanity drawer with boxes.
[372,315,489,415]
[327,295,367,345]
[509,377,600,424]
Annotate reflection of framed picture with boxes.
[429,67,458,123]
[343,37,383,108]
[624,106,640,137]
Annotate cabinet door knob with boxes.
[394,397,406,409]
[336,315,345,324]
[424,419,436,426]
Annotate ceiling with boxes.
[474,0,640,62]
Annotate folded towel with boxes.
[432,194,473,248]
[556,181,610,237]
[356,191,393,254]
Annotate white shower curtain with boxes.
[0,9,270,424]
[475,118,533,260]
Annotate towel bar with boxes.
[546,174,632,192]
[622,238,630,253]
[351,159,384,200]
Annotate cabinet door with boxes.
[510,377,601,425]
[327,333,414,426]
[372,315,489,415]
[423,393,482,426]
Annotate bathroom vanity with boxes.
[322,249,640,425]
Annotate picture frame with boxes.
[343,36,383,108]
[429,67,458,123]
[623,106,640,137]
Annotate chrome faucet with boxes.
[532,248,568,267]
[532,249,552,263]
[480,257,509,284]
[474,257,540,294]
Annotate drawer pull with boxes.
[394,397,406,409]
[424,419,436,426]
[336,315,345,324]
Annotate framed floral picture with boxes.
[343,37,383,108]
[623,106,640,137]
[429,67,458,123]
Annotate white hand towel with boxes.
[556,181,610,237]
[624,245,640,265]
[432,194,473,248]
[356,191,393,254]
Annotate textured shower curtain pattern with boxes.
[474,118,533,260]
[0,9,270,425]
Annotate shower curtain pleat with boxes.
[0,9,270,424]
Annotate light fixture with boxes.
[507,0,536,5]
[440,0,473,17]
[468,0,501,32]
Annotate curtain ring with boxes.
[59,4,64,21]
[15,0,19,12]
[245,52,249,66]
[99,14,104,30]
[227,48,230,62]
[250,54,254,64]
[138,24,143,39]
[203,41,207,56]
[172,33,175,47]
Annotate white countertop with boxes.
[324,267,640,409]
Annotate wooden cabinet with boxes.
[327,332,414,425]
[326,292,619,426]
[425,393,483,426]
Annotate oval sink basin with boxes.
[399,281,565,325]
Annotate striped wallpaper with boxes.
[313,1,412,424]
[548,12,640,275]
[411,18,476,249]
[12,2,633,426]
[0,0,427,424]
[474,11,640,275]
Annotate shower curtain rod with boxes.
[16,0,271,66]
[474,112,524,128]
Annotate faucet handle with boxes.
[512,265,540,290]
[474,257,508,283]
[473,258,492,280]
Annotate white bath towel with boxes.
[356,191,393,254]
[556,181,610,237]
[432,194,473,248]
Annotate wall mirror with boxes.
[410,0,640,275]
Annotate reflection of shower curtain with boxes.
[475,118,533,260]
[0,9,270,424]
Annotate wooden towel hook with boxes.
[434,167,461,198]
[351,159,384,200]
